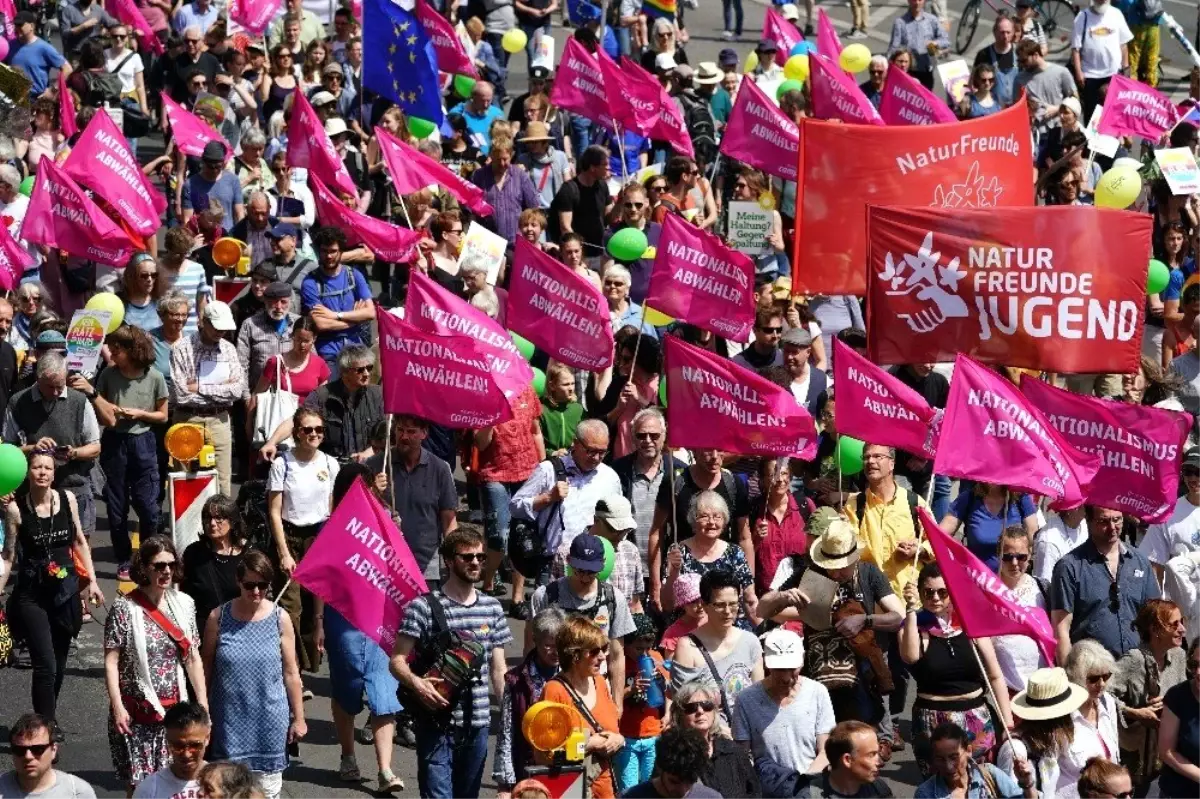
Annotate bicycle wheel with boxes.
[955,0,981,54]
[1037,0,1077,57]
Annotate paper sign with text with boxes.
[66,310,111,375]
[726,202,773,256]
[1156,147,1200,195]
[457,222,508,286]
[937,59,971,104]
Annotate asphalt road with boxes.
[0,2,1197,797]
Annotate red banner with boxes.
[865,205,1150,374]
[792,100,1033,296]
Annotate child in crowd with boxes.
[659,573,706,658]
[615,613,668,794]
[540,361,584,456]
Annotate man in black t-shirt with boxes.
[733,308,785,370]
[548,145,612,252]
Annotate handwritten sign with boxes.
[65,310,110,375]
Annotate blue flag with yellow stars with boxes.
[363,0,444,126]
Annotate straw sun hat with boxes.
[1011,667,1089,721]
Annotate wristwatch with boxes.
[336,311,344,321]
[864,615,874,630]
[84,389,97,401]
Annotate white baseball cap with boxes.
[761,628,805,669]
[594,495,636,532]
[203,300,237,332]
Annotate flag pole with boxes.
[382,413,396,511]
[968,637,1013,748]
[614,120,629,183]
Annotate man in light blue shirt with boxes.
[8,12,69,96]
[449,80,504,154]
[172,0,220,34]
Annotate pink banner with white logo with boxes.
[287,89,359,201]
[310,177,420,262]
[416,0,477,77]
[816,8,842,63]
[645,213,755,341]
[550,38,615,130]
[161,93,231,159]
[879,66,958,125]
[809,53,883,125]
[919,507,1056,665]
[404,270,534,400]
[618,58,694,158]
[376,128,494,217]
[378,309,514,428]
[832,339,940,458]
[0,223,33,292]
[230,0,280,35]
[105,0,164,55]
[292,477,428,652]
[21,156,135,267]
[665,336,818,458]
[719,77,798,182]
[1021,376,1191,523]
[934,354,1098,506]
[763,7,801,66]
[62,110,166,237]
[508,238,613,371]
[1096,75,1181,142]
[58,72,77,139]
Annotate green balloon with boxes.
[407,116,437,139]
[0,443,28,495]
[658,375,667,407]
[453,74,477,99]
[607,227,648,262]
[510,331,536,361]
[18,176,33,197]
[598,536,615,582]
[777,79,804,102]
[531,366,546,397]
[837,436,865,476]
[1147,259,1171,296]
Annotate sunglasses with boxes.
[151,561,177,572]
[191,81,208,88]
[1184,468,1200,478]
[241,581,270,592]
[139,271,157,278]
[21,294,40,302]
[624,201,646,210]
[708,601,739,612]
[113,33,128,39]
[649,184,666,192]
[578,445,608,457]
[350,366,372,375]
[214,83,232,92]
[1087,672,1113,684]
[587,645,609,656]
[1000,553,1029,564]
[185,37,202,43]
[167,740,206,753]
[299,425,325,435]
[759,326,783,334]
[454,552,486,562]
[682,700,716,714]
[921,587,949,600]
[635,432,661,441]
[12,743,52,758]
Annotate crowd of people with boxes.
[0,0,1196,796]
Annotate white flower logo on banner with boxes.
[879,232,970,333]
[931,161,1003,209]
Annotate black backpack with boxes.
[82,71,123,109]
[679,92,717,169]
[507,456,568,579]
[1135,0,1163,19]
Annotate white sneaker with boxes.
[339,755,361,782]
[721,30,734,40]
[847,28,869,39]
[378,770,405,793]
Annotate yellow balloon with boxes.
[783,54,809,83]
[642,246,657,260]
[643,307,675,327]
[1095,166,1141,209]
[85,292,125,333]
[758,192,776,211]
[838,43,872,73]
[743,51,759,74]
[501,28,528,54]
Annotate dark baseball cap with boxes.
[263,281,292,300]
[757,38,778,52]
[267,222,299,239]
[718,48,739,67]
[201,140,227,162]
[250,262,279,281]
[568,534,605,573]
[14,11,36,27]
[530,66,552,81]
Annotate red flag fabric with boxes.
[718,77,798,182]
[808,53,883,126]
[664,335,818,458]
[377,309,514,428]
[934,354,1098,507]
[375,128,494,217]
[287,90,359,201]
[792,100,1033,296]
[645,213,756,341]
[21,156,135,267]
[1021,376,1192,523]
[58,72,77,139]
[62,110,166,237]
[865,205,1150,374]
[416,0,478,77]
[310,177,421,262]
[161,93,232,158]
[832,338,939,458]
[507,238,614,371]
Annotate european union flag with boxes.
[363,0,444,126]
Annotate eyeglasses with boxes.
[1000,553,1029,564]
[1183,467,1200,478]
[681,700,716,713]
[921,587,949,600]
[1087,672,1113,684]
[578,445,608,457]
[454,552,487,562]
[446,228,464,235]
[863,454,894,462]
[113,33,128,39]
[977,77,995,85]
[635,432,662,441]
[151,561,177,572]
[191,81,207,88]
[708,601,739,612]
[12,743,52,758]
[166,740,206,753]
[139,271,157,279]
[241,581,270,592]
[587,645,609,656]
[20,294,40,303]
[299,425,325,435]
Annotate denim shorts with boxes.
[325,606,402,717]
[482,481,523,551]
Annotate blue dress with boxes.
[210,603,290,773]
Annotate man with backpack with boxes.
[651,155,699,225]
[300,226,376,376]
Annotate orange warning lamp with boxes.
[212,238,251,275]
[164,424,215,469]
[522,702,584,761]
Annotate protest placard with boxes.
[1156,147,1200,195]
[726,201,773,256]
[457,221,508,285]
[65,310,111,375]
[936,59,970,103]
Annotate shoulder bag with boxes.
[687,633,733,722]
[553,676,609,798]
[124,589,191,723]
[253,355,299,448]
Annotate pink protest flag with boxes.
[161,93,231,158]
[879,65,958,125]
[105,0,164,55]
[57,73,78,139]
[664,335,818,458]
[291,477,428,652]
[763,6,801,66]
[376,128,494,217]
[508,238,614,371]
[645,213,755,341]
[416,0,478,77]
[1096,74,1180,142]
[0,224,34,292]
[619,58,695,157]
[404,270,534,400]
[918,506,1057,665]
[933,354,1098,506]
[597,51,655,136]
[809,53,883,125]
[0,0,14,37]
[230,0,280,36]
[816,8,842,64]
[549,38,615,130]
[287,90,359,201]
[21,156,135,267]
[62,110,166,237]
[1021,376,1191,523]
[310,177,421,262]
[832,338,939,458]
[377,309,514,428]
[719,77,798,182]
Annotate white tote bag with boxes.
[252,355,299,448]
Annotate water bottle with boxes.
[639,654,664,709]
